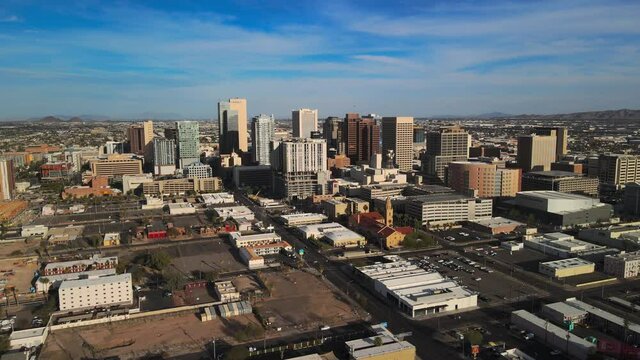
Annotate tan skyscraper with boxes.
[0,160,16,200]
[517,134,557,172]
[382,117,414,171]
[218,98,248,153]
[292,108,318,138]
[128,121,154,160]
[535,126,568,161]
[423,125,470,184]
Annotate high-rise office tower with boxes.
[251,114,275,165]
[322,117,345,154]
[517,134,557,172]
[292,108,318,138]
[423,125,471,184]
[218,98,248,153]
[176,121,200,168]
[0,160,15,200]
[127,121,153,157]
[534,126,568,161]
[598,154,640,188]
[152,138,176,175]
[270,138,329,200]
[381,117,414,172]
[343,113,380,165]
[447,161,521,197]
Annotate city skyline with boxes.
[1,0,639,119]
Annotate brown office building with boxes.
[535,126,568,161]
[423,125,470,184]
[447,161,521,198]
[343,113,380,164]
[128,121,153,157]
[522,170,599,197]
[382,117,414,172]
[90,155,143,178]
[517,134,557,172]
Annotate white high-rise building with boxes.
[251,114,275,165]
[271,138,329,200]
[292,108,318,139]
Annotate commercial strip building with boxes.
[355,255,477,317]
[578,223,640,250]
[465,217,526,235]
[538,258,595,278]
[542,298,640,345]
[58,273,133,311]
[297,222,365,247]
[279,212,328,227]
[213,205,254,221]
[524,232,618,261]
[514,191,613,228]
[521,171,599,197]
[142,177,222,196]
[229,232,292,269]
[405,193,492,227]
[21,225,48,238]
[345,323,416,360]
[43,256,118,276]
[604,251,640,278]
[510,310,595,360]
[201,193,235,205]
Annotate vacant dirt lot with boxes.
[40,312,261,360]
[0,256,38,293]
[168,240,246,275]
[255,270,359,330]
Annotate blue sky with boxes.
[0,0,639,119]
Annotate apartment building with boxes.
[58,273,133,311]
[405,193,493,226]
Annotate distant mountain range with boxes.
[430,109,640,120]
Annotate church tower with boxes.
[384,196,393,227]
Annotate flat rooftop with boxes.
[540,258,594,269]
[468,217,524,228]
[525,170,586,178]
[59,273,131,289]
[406,193,475,204]
[606,250,640,261]
[517,190,593,201]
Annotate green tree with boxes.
[163,269,185,291]
[148,251,172,270]
[373,337,383,346]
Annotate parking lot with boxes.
[436,228,493,243]
[404,250,546,305]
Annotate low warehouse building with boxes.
[511,310,595,360]
[541,301,588,325]
[355,255,477,317]
[539,258,595,278]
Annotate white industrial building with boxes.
[405,193,492,227]
[604,251,640,278]
[58,273,133,311]
[213,205,254,221]
[511,310,595,360]
[524,232,617,260]
[21,225,48,238]
[201,192,235,205]
[516,191,601,213]
[323,230,365,248]
[167,202,196,215]
[345,323,416,360]
[356,256,477,317]
[279,212,328,227]
[297,222,346,239]
[538,258,595,278]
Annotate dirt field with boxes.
[40,312,262,360]
[233,275,261,293]
[0,256,38,293]
[0,238,41,258]
[255,270,359,330]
